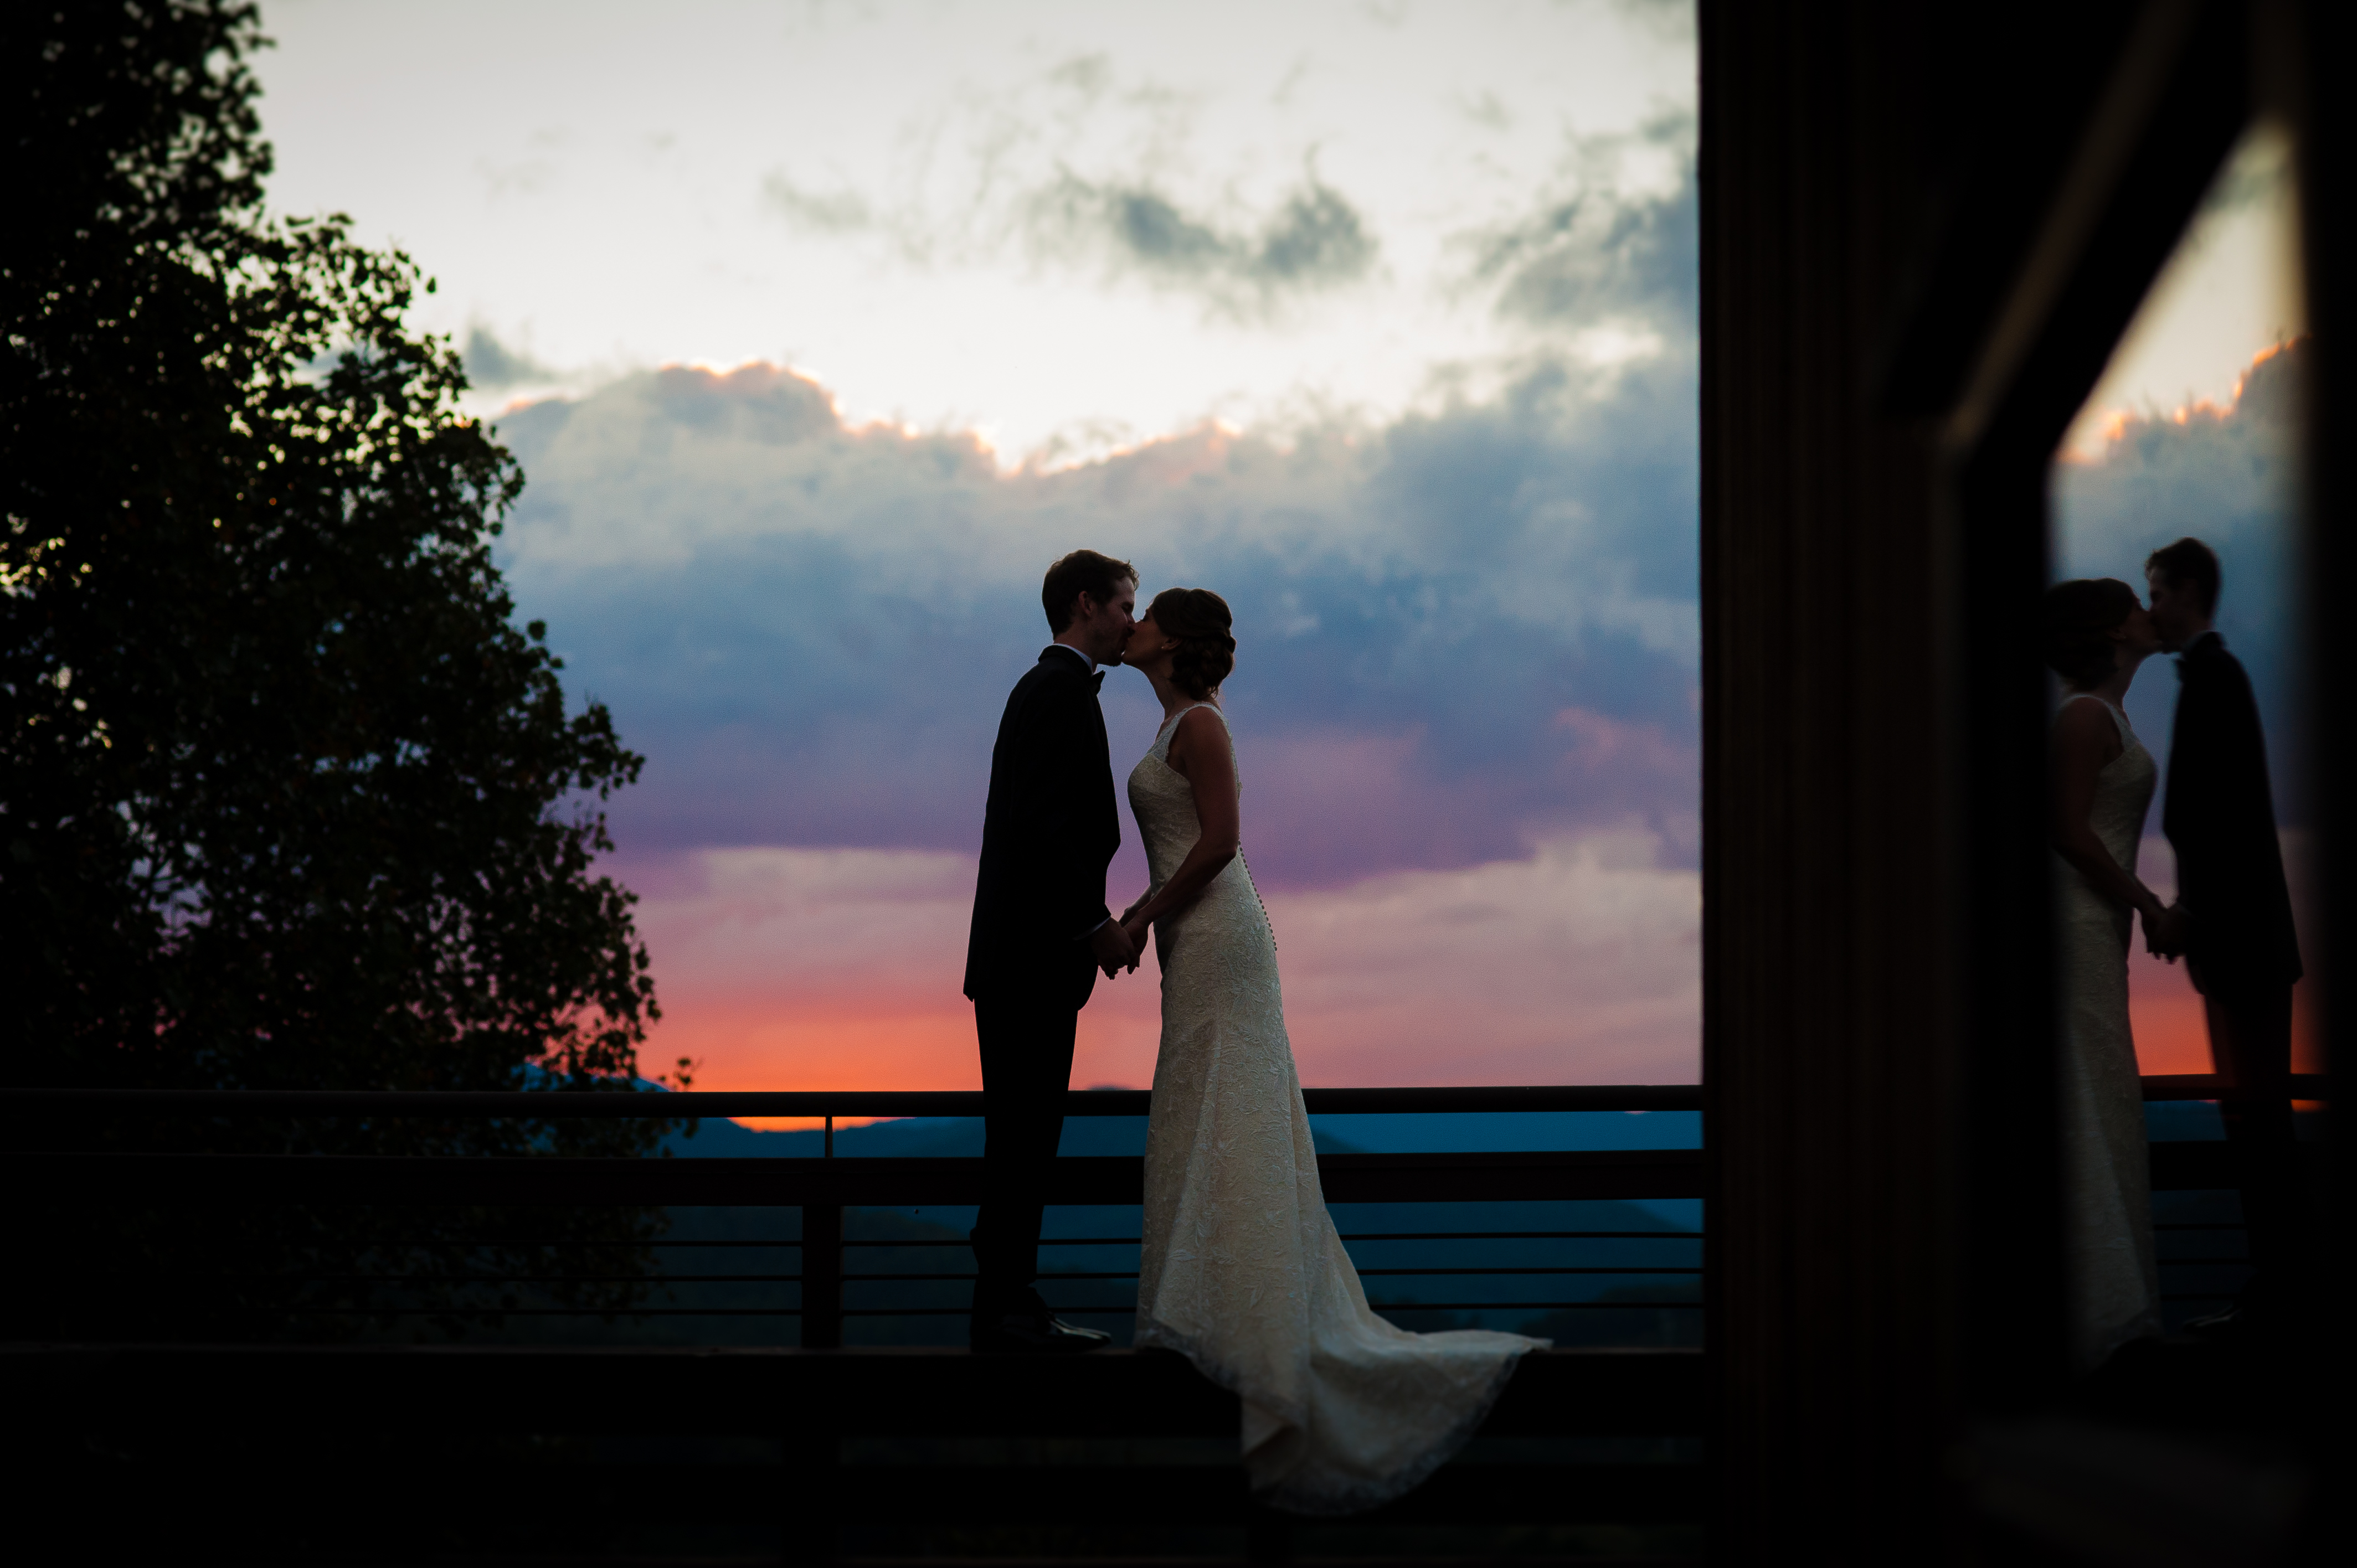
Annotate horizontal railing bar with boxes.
[126,1273,805,1286]
[205,1306,805,1316]
[0,1084,1707,1117]
[845,1271,1128,1283]
[843,1266,1709,1283]
[68,1231,1705,1249]
[851,1231,1711,1246]
[91,1265,1723,1292]
[1370,1301,1701,1311]
[9,1149,1708,1205]
[17,1076,2317,1117]
[1341,1230,1704,1241]
[835,1300,1702,1316]
[205,1239,809,1250]
[2142,1074,2328,1101]
[590,1240,800,1249]
[843,1307,1126,1317]
[1360,1267,1704,1277]
[843,1237,1138,1247]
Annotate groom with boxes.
[963,549,1140,1353]
[2145,537,2312,1332]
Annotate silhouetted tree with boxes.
[3,2,677,1337]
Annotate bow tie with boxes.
[1090,672,1105,694]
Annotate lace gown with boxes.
[2053,694,2163,1370]
[1128,703,1543,1515]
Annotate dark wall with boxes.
[1700,6,1962,1553]
[1697,1,2341,1558]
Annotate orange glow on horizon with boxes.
[2130,945,2327,1079]
[654,989,1164,1131]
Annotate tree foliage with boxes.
[4,3,676,1335]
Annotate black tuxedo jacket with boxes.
[2164,633,2302,992]
[963,647,1120,1006]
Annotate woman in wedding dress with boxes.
[1111,587,1542,1515]
[2045,577,2177,1371]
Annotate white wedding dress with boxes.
[1128,703,1543,1515]
[2052,693,2163,1371]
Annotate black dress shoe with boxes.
[969,1312,1113,1354]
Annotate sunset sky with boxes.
[249,2,2310,1096]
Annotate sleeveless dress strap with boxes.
[1153,702,1223,756]
[2058,691,2130,744]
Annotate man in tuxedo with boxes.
[2146,537,2310,1330]
[963,549,1141,1353]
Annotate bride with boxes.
[2045,577,2178,1370]
[1112,586,1542,1515]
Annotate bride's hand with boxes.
[2144,902,2189,960]
[1120,912,1151,971]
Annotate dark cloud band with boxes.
[492,353,1702,887]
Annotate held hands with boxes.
[2143,901,2190,962]
[1089,918,1139,979]
[1113,897,1151,975]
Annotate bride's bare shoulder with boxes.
[2051,695,2122,764]
[1165,704,1229,772]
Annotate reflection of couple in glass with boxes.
[2046,537,2309,1371]
[961,550,1540,1513]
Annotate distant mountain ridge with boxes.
[662,1108,1707,1160]
[662,1113,1360,1160]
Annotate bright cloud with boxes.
[496,350,1701,890]
[251,0,1699,461]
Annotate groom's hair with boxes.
[1043,550,1138,633]
[2146,537,2221,616]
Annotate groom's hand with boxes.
[1089,919,1137,977]
[2144,902,2190,960]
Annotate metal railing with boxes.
[6,1084,1704,1347]
[2142,1073,2329,1323]
[6,1075,2314,1344]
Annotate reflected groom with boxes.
[963,550,1140,1353]
[2146,537,2311,1331]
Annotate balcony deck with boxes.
[2,1077,2313,1563]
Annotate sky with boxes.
[247,3,2307,1096]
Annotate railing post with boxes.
[802,1201,842,1349]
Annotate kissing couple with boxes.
[960,549,1542,1514]
[2046,537,2310,1371]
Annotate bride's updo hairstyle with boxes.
[1149,587,1236,700]
[2044,577,2141,689]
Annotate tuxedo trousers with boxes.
[970,990,1080,1312]
[2199,981,2313,1294]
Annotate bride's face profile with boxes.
[2111,604,2163,663]
[1124,612,1176,677]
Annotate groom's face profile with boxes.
[1067,577,1139,667]
[2146,569,2203,651]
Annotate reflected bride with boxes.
[2045,577,2173,1371]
